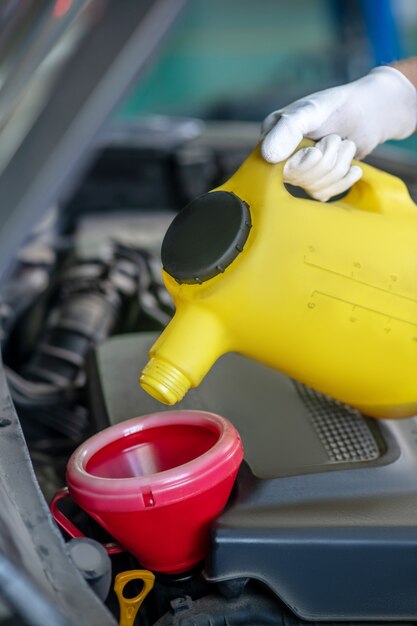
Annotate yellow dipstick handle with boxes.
[114,569,155,626]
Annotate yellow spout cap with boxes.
[139,356,191,405]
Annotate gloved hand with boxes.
[262,66,417,201]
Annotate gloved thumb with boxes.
[261,114,304,163]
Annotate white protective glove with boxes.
[261,66,417,201]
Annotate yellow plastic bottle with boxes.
[140,143,417,418]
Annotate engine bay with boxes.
[3,118,417,625]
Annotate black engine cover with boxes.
[88,332,417,622]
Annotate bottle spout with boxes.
[139,306,227,405]
[140,357,191,405]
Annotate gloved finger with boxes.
[307,138,357,191]
[261,110,282,135]
[284,134,342,186]
[308,165,363,202]
[281,145,323,177]
[261,112,311,163]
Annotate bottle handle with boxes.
[271,139,417,217]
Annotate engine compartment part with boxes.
[155,588,284,625]
[114,569,155,626]
[90,333,385,477]
[66,538,112,601]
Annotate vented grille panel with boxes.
[294,382,381,463]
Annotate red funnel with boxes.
[66,411,243,573]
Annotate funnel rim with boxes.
[66,410,243,509]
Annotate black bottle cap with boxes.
[162,191,251,284]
